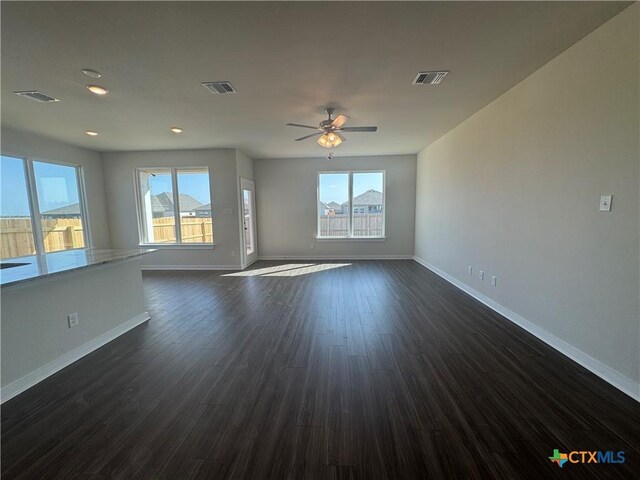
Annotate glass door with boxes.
[239,178,257,267]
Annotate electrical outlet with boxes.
[310,243,315,249]
[479,270,484,281]
[491,276,497,286]
[467,266,472,275]
[67,313,79,328]
[231,250,236,257]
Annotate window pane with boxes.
[1,156,36,259]
[138,169,175,244]
[177,169,212,243]
[352,172,384,237]
[318,173,349,237]
[33,161,85,252]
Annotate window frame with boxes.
[133,166,214,248]
[0,153,92,258]
[316,169,386,240]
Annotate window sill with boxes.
[315,237,386,243]
[138,243,215,250]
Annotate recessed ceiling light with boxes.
[82,68,102,79]
[86,130,98,136]
[86,85,108,95]
[170,127,183,133]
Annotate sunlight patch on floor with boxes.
[222,263,352,277]
[264,263,351,277]
[222,264,315,277]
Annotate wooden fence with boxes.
[1,218,85,259]
[1,216,214,259]
[319,213,384,237]
[151,217,213,244]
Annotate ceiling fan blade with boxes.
[330,114,349,129]
[339,126,378,132]
[294,132,323,141]
[286,123,321,130]
[335,132,346,142]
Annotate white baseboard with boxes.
[258,255,413,261]
[412,256,639,402]
[142,265,242,271]
[1,312,151,404]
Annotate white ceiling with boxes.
[0,1,630,158]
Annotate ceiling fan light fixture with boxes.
[318,133,343,148]
[290,109,375,147]
[317,134,329,147]
[329,135,343,148]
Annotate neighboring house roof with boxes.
[326,201,342,210]
[41,193,204,217]
[352,189,382,206]
[153,192,203,213]
[194,203,211,211]
[151,196,165,214]
[41,203,80,216]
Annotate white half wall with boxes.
[1,127,111,248]
[102,148,248,268]
[1,259,148,401]
[254,154,416,258]
[414,4,639,392]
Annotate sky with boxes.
[319,172,383,205]
[1,155,81,216]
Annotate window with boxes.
[0,155,89,260]
[33,161,86,252]
[317,171,385,238]
[135,167,212,245]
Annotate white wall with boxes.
[255,154,416,259]
[1,259,148,400]
[414,5,639,393]
[236,150,254,182]
[102,148,246,268]
[1,127,111,248]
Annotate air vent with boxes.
[412,71,449,85]
[201,81,237,94]
[13,90,60,102]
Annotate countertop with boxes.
[0,248,154,288]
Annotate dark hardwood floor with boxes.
[2,260,638,479]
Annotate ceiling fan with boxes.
[286,108,378,148]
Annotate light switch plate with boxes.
[223,208,233,215]
[599,195,612,212]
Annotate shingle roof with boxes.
[41,203,81,216]
[194,203,211,211]
[153,192,204,213]
[352,189,382,205]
